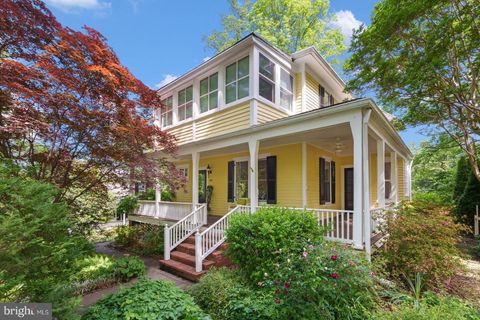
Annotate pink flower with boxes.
[331,255,338,261]
[284,282,290,289]
[284,289,289,295]
[275,299,281,304]
[370,272,375,277]
[349,260,355,266]
[275,289,280,295]
[308,244,314,250]
[303,251,308,258]
[330,272,339,279]
[258,281,263,287]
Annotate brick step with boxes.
[170,251,215,270]
[159,259,205,282]
[183,234,227,246]
[176,243,195,255]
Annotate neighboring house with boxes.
[137,33,412,280]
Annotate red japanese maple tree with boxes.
[0,1,181,208]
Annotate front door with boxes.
[198,170,207,203]
[344,168,354,210]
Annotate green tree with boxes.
[0,160,90,318]
[455,169,480,227]
[345,0,480,181]
[452,156,471,203]
[205,0,346,57]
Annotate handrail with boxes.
[164,204,207,260]
[195,205,250,272]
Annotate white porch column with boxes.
[350,115,364,250]
[390,151,398,204]
[406,159,412,200]
[377,140,386,208]
[249,139,259,213]
[155,183,161,216]
[192,152,200,210]
[301,142,307,208]
[362,110,372,258]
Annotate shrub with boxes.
[190,268,279,320]
[263,241,376,320]
[372,293,480,320]
[112,256,146,281]
[114,224,164,256]
[455,170,480,227]
[82,280,211,320]
[0,161,91,318]
[225,207,323,282]
[380,200,467,289]
[115,195,138,219]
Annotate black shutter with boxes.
[319,158,325,204]
[134,183,139,195]
[227,161,235,202]
[266,156,277,204]
[331,161,336,204]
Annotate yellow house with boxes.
[138,34,412,278]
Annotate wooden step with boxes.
[170,251,215,270]
[159,259,205,282]
[176,243,195,255]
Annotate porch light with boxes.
[207,164,212,174]
[335,138,345,154]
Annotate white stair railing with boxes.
[164,204,207,260]
[195,205,251,272]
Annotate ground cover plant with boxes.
[114,224,164,256]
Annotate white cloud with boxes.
[154,74,178,89]
[203,56,211,62]
[46,0,111,10]
[332,10,363,44]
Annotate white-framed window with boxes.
[280,69,293,110]
[225,56,249,104]
[200,73,218,113]
[179,167,188,178]
[235,160,249,199]
[319,85,325,107]
[161,96,173,127]
[177,86,193,121]
[385,162,392,200]
[259,53,275,102]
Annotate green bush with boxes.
[114,224,164,256]
[225,207,323,282]
[455,170,480,227]
[380,200,467,289]
[0,161,91,319]
[190,268,279,320]
[82,280,211,320]
[264,240,376,320]
[372,293,480,320]
[112,256,146,281]
[115,195,138,219]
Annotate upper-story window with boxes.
[329,94,335,105]
[280,69,293,110]
[177,86,193,122]
[225,56,249,104]
[161,96,173,127]
[319,85,325,108]
[259,53,275,102]
[200,73,218,113]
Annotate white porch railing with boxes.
[370,207,387,235]
[306,209,355,244]
[164,204,207,260]
[195,205,251,272]
[136,200,193,221]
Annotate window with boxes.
[329,94,335,105]
[200,73,218,113]
[161,96,173,127]
[177,86,193,121]
[235,161,249,199]
[319,85,325,107]
[385,162,392,199]
[258,159,267,201]
[320,158,336,204]
[280,69,293,110]
[225,56,249,104]
[179,168,188,178]
[259,53,275,102]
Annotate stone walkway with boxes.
[79,242,193,312]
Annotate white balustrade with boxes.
[306,209,355,244]
[136,200,193,221]
[164,204,207,260]
[370,207,386,235]
[195,205,251,272]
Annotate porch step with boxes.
[170,251,215,270]
[176,243,196,255]
[159,259,205,282]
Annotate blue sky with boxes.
[44,0,427,147]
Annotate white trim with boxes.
[250,99,258,126]
[301,63,306,112]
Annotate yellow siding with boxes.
[195,103,250,140]
[397,158,405,200]
[294,72,302,113]
[257,102,288,124]
[173,160,192,203]
[166,122,193,145]
[305,73,319,111]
